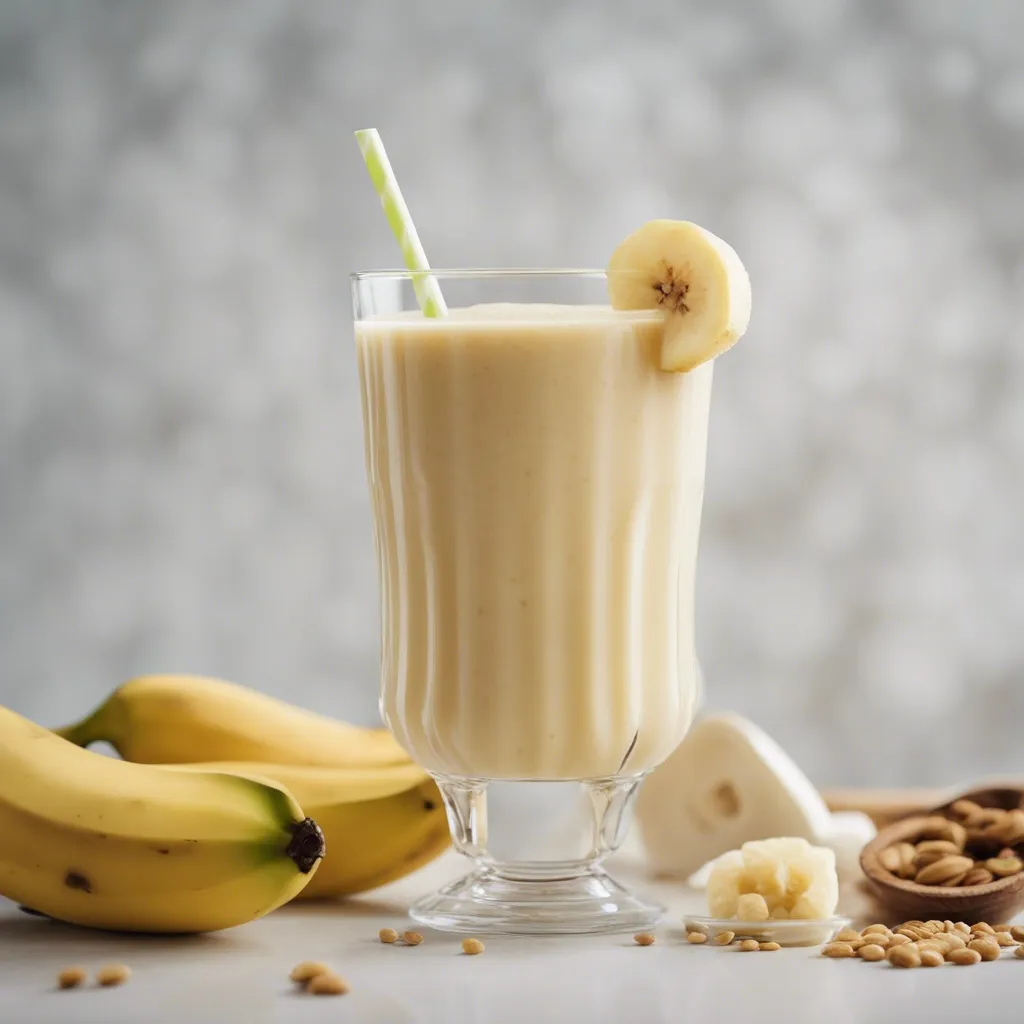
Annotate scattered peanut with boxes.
[887,944,921,968]
[378,927,399,943]
[686,932,708,944]
[919,949,944,968]
[949,948,982,965]
[835,927,862,943]
[714,931,736,946]
[461,938,485,956]
[403,931,424,946]
[308,972,350,996]
[967,937,1001,961]
[1011,925,1024,942]
[1015,945,1024,960]
[290,961,330,985]
[862,923,891,935]
[96,964,131,987]
[633,933,656,946]
[886,934,912,947]
[996,931,1016,947]
[971,922,996,934]
[56,967,87,990]
[759,942,781,952]
[822,942,856,958]
[738,939,759,952]
[858,944,886,962]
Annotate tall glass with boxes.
[353,271,712,934]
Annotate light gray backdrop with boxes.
[1,0,1022,787]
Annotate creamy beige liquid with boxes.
[357,304,711,781]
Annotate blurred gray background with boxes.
[1,0,1022,787]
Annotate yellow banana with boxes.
[176,761,451,898]
[0,706,325,933]
[56,675,410,768]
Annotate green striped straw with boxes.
[354,128,447,317]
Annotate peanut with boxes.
[985,855,1024,877]
[863,932,889,949]
[886,933,912,947]
[1015,945,1024,960]
[378,928,399,944]
[633,933,655,946]
[996,931,1016,946]
[880,842,918,878]
[862,923,891,935]
[1011,925,1024,942]
[858,944,886,962]
[835,927,862,943]
[461,938,485,955]
[971,922,996,934]
[914,854,973,886]
[967,937,1001,961]
[96,964,131,987]
[687,932,708,944]
[56,967,87,990]
[924,919,945,932]
[308,972,350,996]
[950,799,983,822]
[913,841,962,869]
[919,949,944,967]
[738,939,759,952]
[887,944,921,968]
[759,941,780,952]
[403,931,424,946]
[961,867,994,886]
[290,961,329,985]
[1000,809,1024,846]
[822,942,856,958]
[949,947,982,965]
[714,931,735,946]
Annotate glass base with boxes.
[411,865,662,935]
[413,773,662,935]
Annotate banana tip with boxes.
[287,818,326,874]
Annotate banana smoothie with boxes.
[357,303,712,781]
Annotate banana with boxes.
[174,762,451,898]
[0,705,324,933]
[607,219,751,372]
[56,675,410,768]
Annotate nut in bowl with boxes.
[860,787,1024,925]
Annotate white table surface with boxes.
[1,849,1022,1024]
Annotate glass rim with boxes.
[351,268,605,282]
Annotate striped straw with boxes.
[354,129,447,317]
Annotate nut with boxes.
[924,919,945,932]
[1016,946,1024,960]
[996,931,1016,946]
[858,943,886,962]
[950,799,984,822]
[290,961,329,985]
[976,808,1009,829]
[738,939,759,952]
[985,855,1024,877]
[714,931,736,946]
[308,972,350,996]
[687,932,708,944]
[967,937,1001,961]
[1000,809,1024,846]
[633,933,656,946]
[914,854,973,886]
[961,867,994,886]
[96,964,131,987]
[759,941,780,951]
[863,932,889,949]
[880,842,917,878]
[971,922,996,934]
[943,933,967,951]
[835,927,862,943]
[1011,925,1024,942]
[403,931,424,946]
[822,942,856,958]
[916,941,946,957]
[461,938,485,955]
[862,923,891,935]
[950,947,982,965]
[887,944,921,968]
[919,949,944,967]
[886,933,912,947]
[913,840,963,869]
[56,967,87,990]
[378,928,398,943]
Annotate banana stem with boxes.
[54,713,100,748]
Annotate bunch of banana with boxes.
[56,675,450,900]
[0,705,325,933]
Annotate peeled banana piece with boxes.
[56,675,410,769]
[607,220,751,372]
[0,706,324,933]
[174,761,451,898]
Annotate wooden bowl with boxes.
[860,787,1024,925]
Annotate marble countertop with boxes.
[1,851,1021,1024]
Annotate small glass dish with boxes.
[683,915,852,947]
